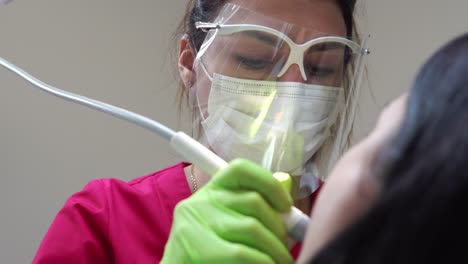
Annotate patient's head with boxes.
[299,32,468,263]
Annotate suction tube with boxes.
[0,56,310,241]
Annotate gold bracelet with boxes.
[190,165,198,193]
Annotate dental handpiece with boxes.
[0,56,310,241]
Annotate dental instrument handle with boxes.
[283,207,309,242]
[170,131,309,241]
[170,132,229,175]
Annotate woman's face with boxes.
[297,94,408,263]
[193,0,349,110]
[181,0,354,174]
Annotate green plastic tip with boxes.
[273,172,292,193]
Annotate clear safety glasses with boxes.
[196,21,367,86]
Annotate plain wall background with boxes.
[0,1,467,263]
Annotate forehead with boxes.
[227,0,347,37]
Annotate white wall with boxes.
[355,0,468,138]
[0,1,467,263]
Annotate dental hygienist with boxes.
[33,0,368,263]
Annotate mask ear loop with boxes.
[198,59,214,82]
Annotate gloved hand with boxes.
[161,159,294,264]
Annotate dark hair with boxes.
[310,32,468,264]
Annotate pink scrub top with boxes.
[33,162,309,263]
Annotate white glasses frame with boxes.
[195,22,370,81]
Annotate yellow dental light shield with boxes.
[273,171,292,194]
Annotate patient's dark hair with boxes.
[310,32,468,264]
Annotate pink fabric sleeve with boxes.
[33,180,112,264]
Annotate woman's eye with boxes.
[234,54,271,70]
[306,65,336,77]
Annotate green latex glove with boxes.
[161,159,294,264]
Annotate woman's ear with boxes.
[178,34,196,89]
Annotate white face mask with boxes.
[199,73,344,176]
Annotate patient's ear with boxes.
[178,34,196,89]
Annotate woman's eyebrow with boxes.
[307,43,345,52]
[240,31,281,46]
